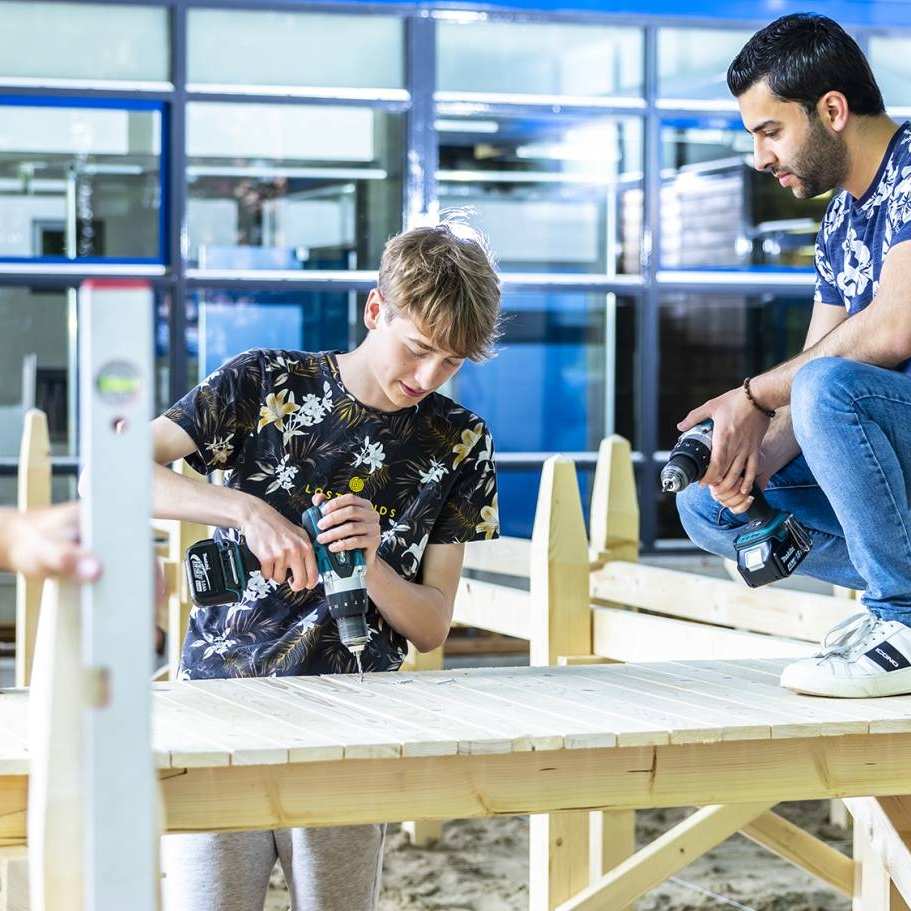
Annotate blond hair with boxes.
[377,221,501,361]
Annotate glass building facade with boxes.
[1,0,907,568]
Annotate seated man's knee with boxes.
[791,357,856,437]
[676,484,730,557]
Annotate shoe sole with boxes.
[781,664,911,698]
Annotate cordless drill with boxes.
[660,419,812,587]
[184,505,370,674]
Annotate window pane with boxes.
[0,102,163,261]
[438,21,642,98]
[0,2,168,84]
[188,10,403,91]
[437,114,642,275]
[184,289,358,387]
[657,28,750,101]
[0,286,75,457]
[657,293,810,538]
[870,36,911,108]
[658,118,827,269]
[187,103,403,271]
[453,292,636,453]
[494,464,595,539]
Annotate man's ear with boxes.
[818,91,850,133]
[364,289,383,331]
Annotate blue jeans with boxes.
[677,357,911,625]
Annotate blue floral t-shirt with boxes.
[815,122,911,329]
[164,348,499,680]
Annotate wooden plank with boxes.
[626,662,873,739]
[0,731,905,846]
[853,814,911,911]
[528,457,594,911]
[319,673,567,754]
[27,580,82,911]
[564,667,770,744]
[846,797,911,909]
[162,460,210,681]
[15,409,51,689]
[590,810,635,884]
[741,810,855,897]
[238,676,457,759]
[269,675,488,758]
[556,801,772,911]
[399,643,443,674]
[588,436,639,566]
[422,668,672,748]
[591,562,854,643]
[462,535,530,579]
[593,606,814,662]
[154,687,291,766]
[452,578,531,641]
[703,661,911,733]
[0,846,28,911]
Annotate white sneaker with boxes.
[780,611,911,698]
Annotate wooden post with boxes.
[400,642,445,847]
[854,820,911,911]
[529,456,592,911]
[0,847,29,911]
[165,460,210,680]
[587,436,639,893]
[15,410,51,688]
[27,580,83,911]
[588,436,638,567]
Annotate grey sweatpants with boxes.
[161,824,386,911]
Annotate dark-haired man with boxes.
[676,13,911,698]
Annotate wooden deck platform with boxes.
[3,660,911,844]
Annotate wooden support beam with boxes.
[529,457,593,911]
[592,606,813,662]
[556,802,772,911]
[852,814,911,911]
[846,797,911,909]
[452,579,531,641]
[400,643,444,847]
[591,562,854,644]
[15,410,51,689]
[588,436,639,567]
[463,536,530,579]
[740,810,855,897]
[163,460,210,680]
[27,580,83,911]
[589,809,635,883]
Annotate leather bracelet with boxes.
[742,377,776,419]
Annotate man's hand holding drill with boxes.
[677,384,772,511]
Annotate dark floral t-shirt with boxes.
[164,348,499,680]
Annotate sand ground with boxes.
[265,801,852,911]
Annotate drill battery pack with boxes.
[184,537,259,607]
[734,511,812,588]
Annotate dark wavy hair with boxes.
[727,14,885,117]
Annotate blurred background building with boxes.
[1,0,908,627]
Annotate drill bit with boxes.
[354,651,364,683]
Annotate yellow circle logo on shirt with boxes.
[349,476,365,493]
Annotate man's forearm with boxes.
[153,462,260,528]
[366,557,451,653]
[759,406,801,476]
[752,292,911,410]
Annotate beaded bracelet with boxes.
[742,377,776,419]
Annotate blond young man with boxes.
[153,223,501,911]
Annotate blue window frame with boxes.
[0,95,167,266]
